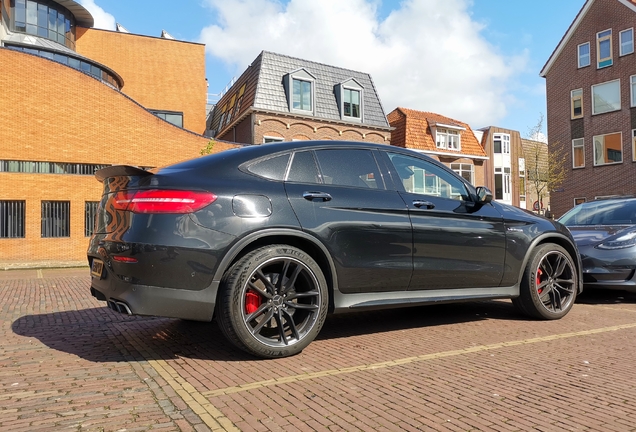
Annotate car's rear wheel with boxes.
[216,245,328,358]
[513,243,577,320]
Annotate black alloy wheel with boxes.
[513,243,577,320]
[217,245,328,358]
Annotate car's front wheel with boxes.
[216,245,328,358]
[513,243,578,320]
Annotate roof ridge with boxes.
[261,50,372,77]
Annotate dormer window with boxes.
[335,79,364,122]
[430,122,464,151]
[285,69,315,114]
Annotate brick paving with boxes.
[1,269,636,431]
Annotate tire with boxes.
[216,245,329,358]
[513,243,577,320]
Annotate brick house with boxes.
[541,0,636,217]
[387,108,487,187]
[0,0,235,265]
[475,127,526,208]
[208,51,392,144]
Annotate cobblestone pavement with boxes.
[2,269,636,431]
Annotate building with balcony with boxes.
[0,0,235,265]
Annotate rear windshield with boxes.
[559,200,636,226]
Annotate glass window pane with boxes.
[287,151,319,184]
[593,81,621,114]
[599,39,611,59]
[37,3,47,28]
[15,0,26,23]
[26,1,37,25]
[57,13,64,34]
[315,149,382,189]
[248,154,290,181]
[48,8,56,30]
[68,57,80,69]
[301,81,311,111]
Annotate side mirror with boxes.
[475,186,493,204]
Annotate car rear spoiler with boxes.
[95,165,154,182]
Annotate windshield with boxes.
[559,200,636,226]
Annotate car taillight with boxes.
[112,190,217,214]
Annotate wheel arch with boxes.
[213,229,339,311]
[517,233,583,294]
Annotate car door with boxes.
[284,148,413,294]
[383,151,506,290]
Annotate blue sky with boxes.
[80,0,585,138]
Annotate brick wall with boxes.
[75,27,208,134]
[0,49,235,263]
[221,113,391,144]
[545,0,636,216]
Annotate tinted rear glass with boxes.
[287,151,320,184]
[247,153,290,181]
[315,149,384,189]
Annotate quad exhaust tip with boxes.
[107,299,133,315]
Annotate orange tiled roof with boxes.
[389,107,487,158]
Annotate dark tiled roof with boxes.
[210,51,389,135]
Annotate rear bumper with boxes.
[90,278,219,321]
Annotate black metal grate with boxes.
[0,201,26,238]
[41,201,70,238]
[85,201,99,237]
[0,160,109,175]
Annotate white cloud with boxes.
[198,0,526,127]
[79,0,116,31]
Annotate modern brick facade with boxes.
[208,51,392,145]
[542,0,636,217]
[387,108,487,188]
[0,0,235,265]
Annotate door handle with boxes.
[303,192,332,202]
[413,200,435,209]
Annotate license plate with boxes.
[91,259,104,278]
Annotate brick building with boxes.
[387,108,487,187]
[0,0,235,265]
[207,51,392,144]
[541,0,636,217]
[476,127,526,208]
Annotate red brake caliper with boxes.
[536,268,543,294]
[245,290,261,314]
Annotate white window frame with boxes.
[493,133,511,154]
[572,138,585,168]
[631,75,636,107]
[450,163,474,184]
[593,132,623,166]
[518,157,526,202]
[597,29,613,68]
[578,42,591,68]
[263,136,284,144]
[574,197,587,206]
[285,69,316,115]
[342,87,362,120]
[620,28,634,56]
[592,79,621,115]
[435,128,461,151]
[632,129,636,162]
[571,88,583,119]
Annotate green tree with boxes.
[524,115,567,216]
[200,140,216,156]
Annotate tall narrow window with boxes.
[632,130,636,162]
[343,88,361,118]
[597,29,613,68]
[631,75,636,107]
[85,201,98,237]
[0,201,26,238]
[620,28,634,56]
[292,78,312,111]
[41,201,70,238]
[593,132,622,166]
[572,138,585,168]
[571,89,583,119]
[578,42,590,68]
[493,133,510,154]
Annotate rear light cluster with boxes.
[112,190,217,214]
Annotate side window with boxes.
[387,153,469,200]
[247,153,290,181]
[286,151,320,184]
[314,149,384,189]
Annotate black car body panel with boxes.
[87,141,582,326]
